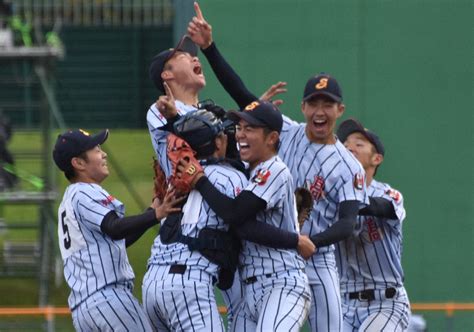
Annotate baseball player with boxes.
[53,129,182,331]
[143,109,314,331]
[187,8,369,329]
[336,118,411,331]
[178,101,312,331]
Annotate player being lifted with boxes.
[143,108,314,331]
[53,129,182,331]
[186,3,369,330]
[177,102,312,331]
[335,119,411,331]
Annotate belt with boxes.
[244,273,273,285]
[348,287,397,301]
[169,264,187,274]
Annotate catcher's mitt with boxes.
[167,133,203,194]
[152,157,168,202]
[295,187,313,228]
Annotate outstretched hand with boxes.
[187,2,213,49]
[155,82,177,119]
[152,188,185,220]
[260,81,288,107]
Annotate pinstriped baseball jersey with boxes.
[57,183,134,310]
[239,155,305,280]
[279,116,369,254]
[147,163,247,277]
[336,180,407,293]
[147,100,197,178]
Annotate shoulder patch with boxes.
[353,173,364,190]
[101,195,115,206]
[386,189,402,204]
[252,169,271,185]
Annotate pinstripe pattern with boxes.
[239,155,305,280]
[336,180,411,331]
[72,285,152,332]
[231,270,311,332]
[58,183,135,310]
[58,183,151,331]
[337,180,406,294]
[341,287,411,331]
[142,163,247,331]
[147,101,197,178]
[279,116,369,331]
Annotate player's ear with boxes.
[161,70,173,81]
[373,153,384,167]
[71,157,86,171]
[336,103,345,118]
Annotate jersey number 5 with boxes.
[61,211,72,249]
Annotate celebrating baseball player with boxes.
[187,5,370,329]
[336,118,411,331]
[176,101,312,331]
[53,129,182,331]
[142,108,314,331]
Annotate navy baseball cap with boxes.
[53,129,109,172]
[303,73,343,103]
[149,35,198,93]
[337,119,385,155]
[228,101,283,133]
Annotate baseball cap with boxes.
[53,129,109,172]
[228,101,283,133]
[149,35,198,92]
[303,73,343,102]
[337,118,385,155]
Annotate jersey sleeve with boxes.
[381,186,406,222]
[338,168,369,209]
[245,162,288,209]
[74,189,117,232]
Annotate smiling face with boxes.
[72,145,109,184]
[302,95,345,144]
[235,120,279,170]
[162,51,206,92]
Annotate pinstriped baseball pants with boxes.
[231,269,311,332]
[71,284,152,332]
[142,264,224,332]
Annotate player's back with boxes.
[280,122,368,253]
[58,183,134,310]
[147,163,247,276]
[337,179,406,293]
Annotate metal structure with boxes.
[0,46,61,306]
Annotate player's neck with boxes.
[170,87,199,106]
[365,170,374,186]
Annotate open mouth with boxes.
[238,142,250,151]
[313,119,327,129]
[193,65,202,75]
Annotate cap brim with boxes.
[303,91,342,103]
[175,35,198,57]
[337,119,365,143]
[227,111,266,127]
[85,129,109,149]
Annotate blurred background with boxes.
[0,0,472,331]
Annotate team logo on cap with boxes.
[315,78,328,90]
[244,101,260,111]
[79,129,90,136]
[252,168,270,185]
[353,173,364,190]
[306,175,325,201]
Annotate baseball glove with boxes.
[152,157,168,202]
[295,187,313,228]
[167,133,203,194]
